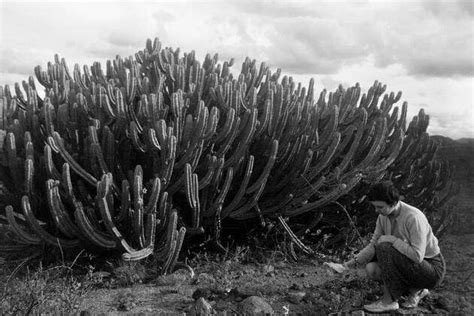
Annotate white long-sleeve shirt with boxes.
[355,201,441,264]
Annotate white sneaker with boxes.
[402,289,429,308]
[364,299,399,312]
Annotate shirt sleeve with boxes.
[355,215,384,264]
[392,214,428,263]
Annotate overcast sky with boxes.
[1,0,473,139]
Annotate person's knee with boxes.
[365,262,381,280]
[375,241,392,254]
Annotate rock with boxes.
[230,286,259,299]
[192,288,212,300]
[196,273,216,285]
[238,296,274,314]
[155,273,187,286]
[286,291,306,304]
[91,271,111,278]
[289,283,302,291]
[263,264,275,276]
[302,292,321,304]
[193,298,213,315]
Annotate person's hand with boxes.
[377,235,397,244]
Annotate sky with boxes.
[0,0,473,139]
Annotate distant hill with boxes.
[431,135,474,235]
[431,136,474,184]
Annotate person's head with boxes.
[367,181,400,216]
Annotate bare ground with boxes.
[69,232,473,315]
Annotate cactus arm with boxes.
[276,136,301,173]
[73,64,88,90]
[247,139,279,193]
[6,132,23,188]
[185,163,197,209]
[221,155,254,219]
[91,143,110,175]
[190,173,201,227]
[52,132,97,186]
[129,121,147,153]
[5,205,42,245]
[46,180,80,239]
[213,108,235,144]
[283,173,362,217]
[198,155,218,189]
[44,143,61,180]
[203,106,219,139]
[164,227,186,274]
[115,179,131,222]
[366,125,404,174]
[255,96,272,139]
[155,209,178,258]
[21,195,80,248]
[336,108,368,173]
[316,103,339,150]
[356,117,387,171]
[99,86,116,118]
[302,132,341,183]
[162,135,177,186]
[181,113,194,149]
[224,108,257,167]
[143,212,157,247]
[204,167,234,217]
[24,158,34,196]
[216,117,241,157]
[132,165,146,247]
[96,174,138,253]
[145,176,162,214]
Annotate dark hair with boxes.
[367,181,400,206]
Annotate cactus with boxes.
[0,37,455,268]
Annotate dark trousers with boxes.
[375,242,446,300]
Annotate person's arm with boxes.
[391,215,428,263]
[346,215,384,267]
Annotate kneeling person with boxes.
[344,181,445,312]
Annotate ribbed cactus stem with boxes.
[21,195,80,248]
[5,205,42,245]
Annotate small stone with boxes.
[287,291,306,304]
[238,296,274,314]
[91,271,111,278]
[263,264,274,276]
[230,287,258,299]
[303,291,321,304]
[299,272,307,277]
[289,283,302,290]
[194,297,213,315]
[192,288,212,300]
[196,273,216,285]
[351,310,365,316]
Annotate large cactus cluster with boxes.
[0,38,455,266]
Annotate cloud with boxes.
[0,47,52,76]
[227,0,474,78]
[230,0,324,18]
[428,113,474,139]
[422,0,474,17]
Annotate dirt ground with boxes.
[1,229,473,315]
[67,232,472,315]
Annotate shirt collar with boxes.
[389,201,402,219]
